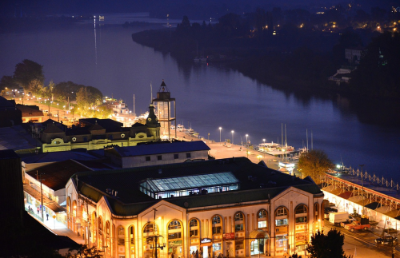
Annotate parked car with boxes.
[375,236,397,245]
[344,219,371,232]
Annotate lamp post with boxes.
[231,130,234,144]
[263,139,266,159]
[219,127,222,143]
[360,164,365,215]
[245,134,248,147]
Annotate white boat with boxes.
[177,124,184,131]
[258,142,296,156]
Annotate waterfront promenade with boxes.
[173,130,282,171]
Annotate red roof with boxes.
[338,191,352,199]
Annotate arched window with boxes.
[118,226,125,246]
[234,212,245,232]
[189,218,200,237]
[295,204,308,223]
[98,217,103,249]
[142,222,159,258]
[91,212,97,244]
[275,206,288,227]
[106,221,111,256]
[257,209,268,229]
[314,203,319,221]
[212,215,222,235]
[143,222,157,234]
[168,220,182,230]
[295,204,307,214]
[168,220,183,258]
[128,226,135,258]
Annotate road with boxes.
[324,222,398,258]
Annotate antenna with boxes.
[306,129,308,151]
[150,83,153,103]
[311,130,313,150]
[285,124,287,147]
[133,94,135,116]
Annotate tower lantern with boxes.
[152,80,176,140]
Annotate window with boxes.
[258,221,267,228]
[257,209,267,229]
[157,155,162,160]
[118,226,125,245]
[275,219,288,226]
[190,219,198,227]
[295,205,307,214]
[146,156,151,161]
[235,212,244,221]
[143,223,155,233]
[235,240,244,250]
[235,224,244,231]
[276,235,287,248]
[276,207,287,216]
[168,232,182,239]
[295,217,308,223]
[186,153,191,158]
[212,216,222,235]
[168,220,181,230]
[190,229,198,237]
[258,210,267,218]
[174,154,179,159]
[235,212,244,232]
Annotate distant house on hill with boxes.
[16,104,45,123]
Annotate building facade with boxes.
[65,158,324,258]
[39,105,161,153]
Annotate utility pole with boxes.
[360,164,365,215]
[133,94,136,116]
[37,170,45,222]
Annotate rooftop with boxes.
[111,141,210,157]
[27,160,92,191]
[0,125,39,151]
[75,157,322,216]
[20,150,100,164]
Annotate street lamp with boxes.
[245,134,249,147]
[219,127,222,143]
[263,139,266,159]
[231,130,234,144]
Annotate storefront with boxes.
[200,238,212,258]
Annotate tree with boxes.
[65,245,102,258]
[0,75,19,92]
[298,150,334,183]
[307,229,352,258]
[13,59,44,92]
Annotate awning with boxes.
[249,230,269,239]
[23,184,66,213]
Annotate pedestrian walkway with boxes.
[26,208,84,245]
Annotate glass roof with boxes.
[145,172,239,192]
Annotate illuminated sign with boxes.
[200,238,212,244]
[223,233,235,240]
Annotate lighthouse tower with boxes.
[152,80,176,140]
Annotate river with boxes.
[0,14,399,181]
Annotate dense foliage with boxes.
[307,229,351,258]
[349,32,400,98]
[298,150,334,184]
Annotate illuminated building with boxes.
[152,80,176,140]
[66,158,324,257]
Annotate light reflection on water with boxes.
[0,21,399,181]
